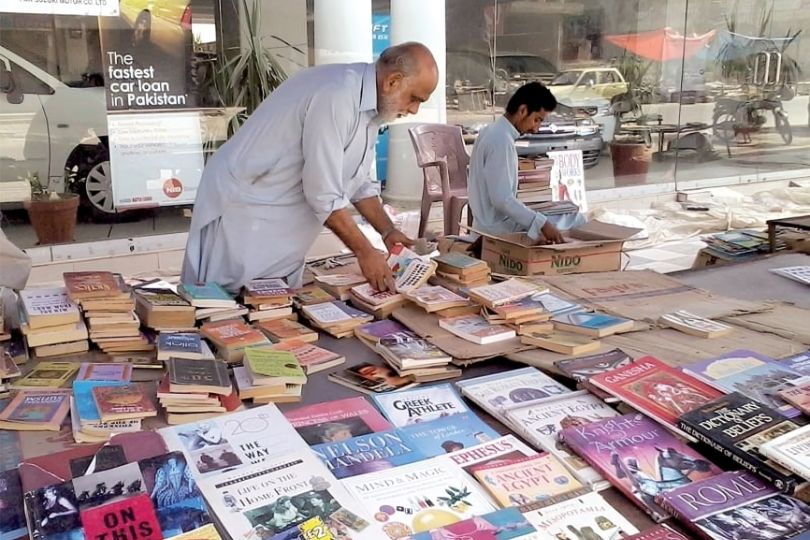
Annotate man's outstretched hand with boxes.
[383,229,414,253]
[539,221,565,245]
[357,248,396,292]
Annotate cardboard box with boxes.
[477,221,640,276]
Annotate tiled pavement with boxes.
[625,238,707,273]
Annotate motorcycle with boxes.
[712,95,792,145]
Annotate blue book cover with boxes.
[158,332,203,355]
[310,429,424,479]
[782,350,810,376]
[180,282,233,301]
[399,412,500,458]
[72,380,129,422]
[553,312,630,330]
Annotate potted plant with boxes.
[610,53,654,184]
[23,167,80,245]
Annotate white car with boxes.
[0,45,114,216]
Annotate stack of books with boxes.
[439,314,517,345]
[354,319,411,349]
[242,278,295,322]
[433,252,491,288]
[255,317,318,344]
[233,347,307,404]
[376,332,459,382]
[200,319,271,363]
[403,285,478,318]
[157,332,215,362]
[133,287,196,331]
[551,311,634,338]
[703,229,768,261]
[467,278,538,309]
[19,286,88,357]
[161,357,238,424]
[179,282,247,324]
[348,283,408,319]
[482,294,554,335]
[313,273,366,301]
[0,354,21,398]
[71,364,142,443]
[517,157,553,194]
[89,382,158,424]
[270,339,345,374]
[527,200,580,216]
[292,285,335,309]
[64,273,150,354]
[300,301,374,338]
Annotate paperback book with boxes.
[92,383,157,422]
[520,331,600,356]
[10,361,78,390]
[401,508,538,540]
[770,265,810,286]
[283,396,393,445]
[758,424,810,482]
[157,332,204,361]
[660,310,733,339]
[560,413,721,521]
[388,245,437,292]
[404,286,470,312]
[439,315,516,345]
[398,412,500,458]
[178,282,235,308]
[683,349,805,418]
[75,362,133,382]
[256,318,319,344]
[19,287,81,329]
[589,356,723,436]
[678,392,804,493]
[0,390,70,431]
[376,334,452,370]
[551,312,634,338]
[198,451,381,540]
[554,348,633,382]
[311,428,425,478]
[328,363,419,395]
[504,391,619,487]
[523,491,639,540]
[271,339,345,374]
[342,457,497,540]
[468,279,539,308]
[657,470,810,540]
[373,384,470,427]
[243,347,307,386]
[779,383,810,415]
[782,351,810,376]
[456,367,569,415]
[444,435,537,476]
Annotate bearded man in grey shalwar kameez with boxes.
[182,43,439,293]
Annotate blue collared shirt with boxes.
[468,115,547,240]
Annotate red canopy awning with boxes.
[606,27,716,62]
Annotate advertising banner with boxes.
[98,0,203,210]
[548,150,588,213]
[0,0,119,16]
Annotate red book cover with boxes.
[92,383,157,420]
[64,271,121,299]
[200,320,268,349]
[283,396,393,445]
[590,356,723,430]
[217,386,242,412]
[80,493,162,540]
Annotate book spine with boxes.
[677,420,798,494]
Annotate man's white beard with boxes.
[375,94,400,124]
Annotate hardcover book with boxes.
[678,392,803,493]
[198,452,381,540]
[456,367,569,414]
[167,357,232,395]
[284,396,393,445]
[373,384,470,427]
[554,348,633,382]
[551,312,634,338]
[523,491,639,540]
[560,413,721,521]
[683,350,805,418]
[657,470,810,540]
[243,347,306,386]
[589,356,723,435]
[157,332,204,360]
[311,429,424,478]
[159,404,307,479]
[438,314,516,345]
[398,412,500,458]
[19,287,80,329]
[271,339,345,374]
[75,362,133,382]
[402,508,538,540]
[92,383,157,422]
[328,364,419,395]
[472,452,584,510]
[342,457,497,539]
[504,391,619,487]
[443,435,537,476]
[0,390,70,431]
[759,424,810,482]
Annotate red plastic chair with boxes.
[408,124,472,237]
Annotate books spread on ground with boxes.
[532,292,584,317]
[388,245,437,292]
[311,427,425,479]
[770,266,810,286]
[19,287,81,329]
[160,404,307,479]
[328,363,419,395]
[682,349,805,418]
[403,285,471,313]
[551,311,634,338]
[523,491,639,540]
[301,301,374,338]
[373,384,470,427]
[439,314,516,345]
[504,390,619,488]
[760,424,810,481]
[679,391,804,494]
[0,390,70,431]
[589,355,723,437]
[468,279,539,309]
[71,381,141,442]
[256,317,318,344]
[520,331,600,356]
[271,339,345,374]
[561,413,721,522]
[200,319,270,362]
[342,457,497,539]
[398,412,499,458]
[242,278,294,321]
[404,507,538,540]
[659,310,734,339]
[443,435,536,476]
[472,451,585,511]
[198,450,382,539]
[657,470,810,540]
[283,396,393,445]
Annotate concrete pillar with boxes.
[314,0,373,65]
[384,0,447,204]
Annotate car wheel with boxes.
[84,161,116,217]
